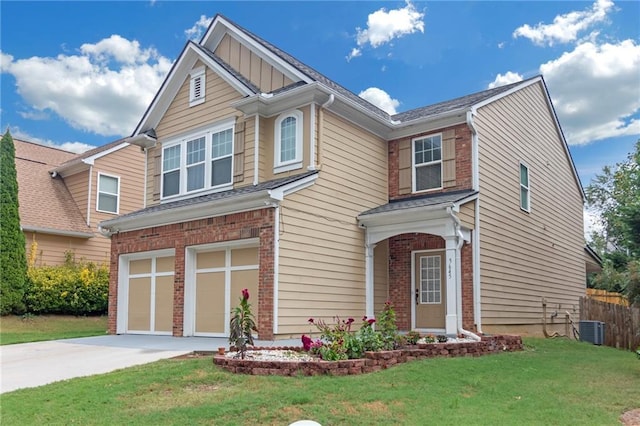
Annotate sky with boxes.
[1,2,639,202]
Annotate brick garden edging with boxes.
[213,335,523,376]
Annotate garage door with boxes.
[127,255,175,334]
[193,246,259,337]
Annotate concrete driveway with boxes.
[0,335,299,394]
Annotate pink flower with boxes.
[347,317,354,324]
[301,334,312,351]
[308,318,314,323]
[362,316,368,321]
[241,288,249,300]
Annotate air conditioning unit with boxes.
[579,320,605,345]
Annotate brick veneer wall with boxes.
[108,208,276,339]
[213,335,523,376]
[388,233,475,331]
[388,123,473,200]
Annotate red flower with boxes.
[347,317,354,324]
[367,318,376,325]
[362,316,368,321]
[241,288,250,300]
[301,334,312,351]
[308,318,314,323]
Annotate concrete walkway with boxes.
[0,335,300,394]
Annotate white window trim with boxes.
[189,66,206,107]
[274,109,303,174]
[411,133,443,193]
[160,119,235,201]
[96,172,120,215]
[520,161,530,212]
[419,254,442,305]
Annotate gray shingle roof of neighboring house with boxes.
[195,43,261,94]
[102,170,319,225]
[359,190,478,217]
[391,77,538,122]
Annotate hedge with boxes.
[25,261,109,316]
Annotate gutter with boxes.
[22,225,94,239]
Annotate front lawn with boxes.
[1,338,638,424]
[0,315,108,345]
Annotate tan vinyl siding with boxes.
[475,81,584,332]
[24,231,110,266]
[459,201,475,230]
[276,111,388,334]
[92,144,145,227]
[64,171,89,223]
[147,64,246,205]
[214,34,294,93]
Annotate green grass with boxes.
[0,314,108,345]
[1,338,639,425]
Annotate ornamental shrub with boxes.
[24,257,109,315]
[0,131,28,315]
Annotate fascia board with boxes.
[22,225,93,239]
[387,112,468,140]
[84,142,130,163]
[100,190,273,233]
[358,202,453,228]
[232,84,328,117]
[452,192,479,210]
[201,16,311,84]
[268,173,318,200]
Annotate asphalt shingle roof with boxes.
[359,190,478,217]
[14,140,92,235]
[103,170,319,225]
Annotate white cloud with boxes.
[358,87,400,115]
[10,126,95,154]
[346,48,361,61]
[488,71,523,89]
[185,15,213,41]
[1,35,172,137]
[541,39,640,145]
[584,208,604,240]
[349,1,424,58]
[513,0,614,46]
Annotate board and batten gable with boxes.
[475,81,584,335]
[145,62,252,205]
[276,110,388,335]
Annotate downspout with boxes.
[448,207,481,341]
[308,103,316,170]
[466,110,483,334]
[272,203,280,336]
[315,94,334,169]
[87,165,93,227]
[143,147,148,208]
[253,114,260,186]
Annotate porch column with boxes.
[444,236,459,336]
[365,243,375,319]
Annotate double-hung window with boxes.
[274,110,303,173]
[96,173,119,214]
[161,121,234,199]
[413,134,442,192]
[520,162,530,211]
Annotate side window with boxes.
[162,144,181,198]
[97,173,119,214]
[186,137,206,192]
[413,134,442,192]
[520,162,530,212]
[274,110,303,173]
[189,67,205,107]
[211,128,233,187]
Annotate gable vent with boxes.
[189,66,206,106]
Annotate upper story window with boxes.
[274,110,303,173]
[413,134,442,192]
[520,162,530,212]
[189,67,206,107]
[96,173,119,214]
[161,120,234,200]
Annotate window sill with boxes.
[273,162,303,174]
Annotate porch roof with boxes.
[359,190,478,217]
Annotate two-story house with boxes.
[15,139,145,266]
[100,15,585,340]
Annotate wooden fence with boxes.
[579,297,640,351]
[586,288,629,306]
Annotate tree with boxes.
[0,130,28,314]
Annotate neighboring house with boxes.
[15,139,145,266]
[100,15,585,339]
[585,245,603,276]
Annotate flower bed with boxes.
[213,335,523,376]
